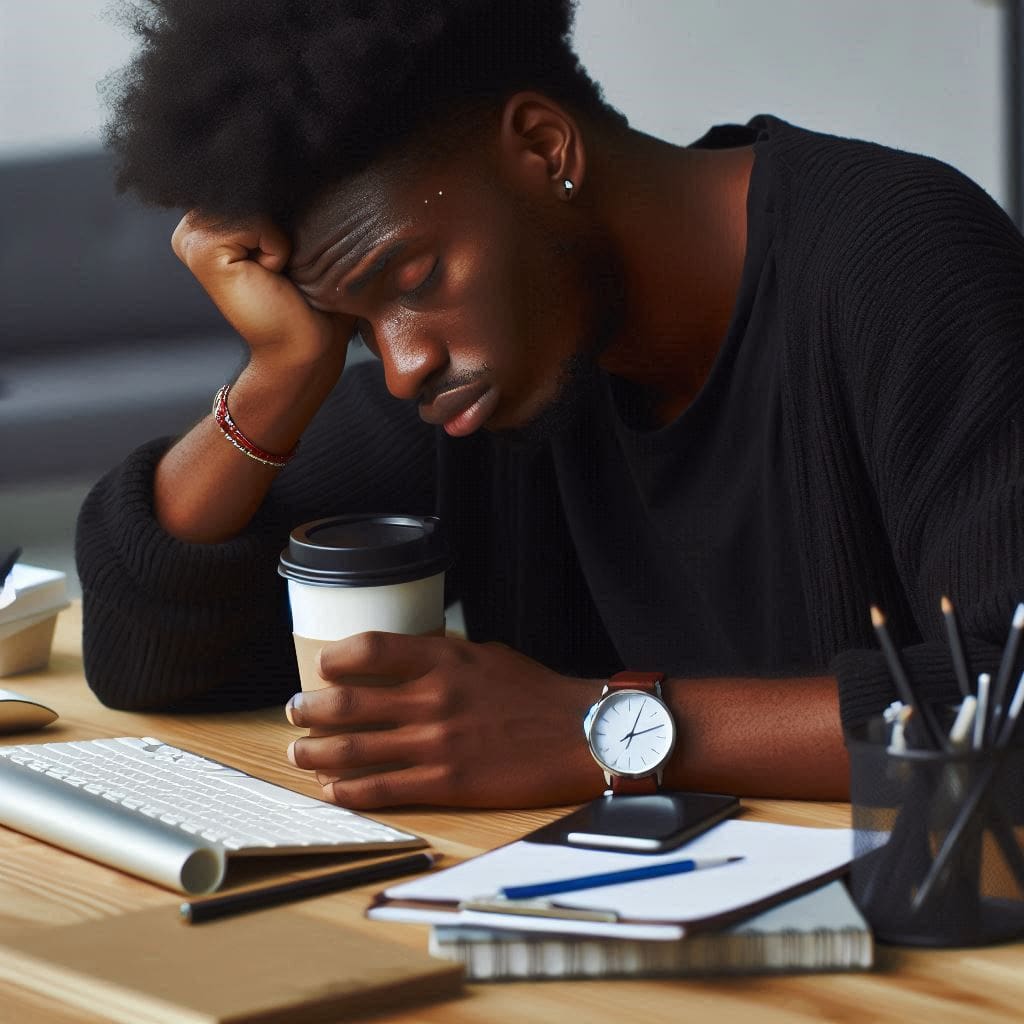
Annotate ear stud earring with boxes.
[562,178,574,199]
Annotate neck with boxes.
[589,127,754,425]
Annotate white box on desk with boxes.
[0,564,70,677]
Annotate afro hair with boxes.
[102,0,625,227]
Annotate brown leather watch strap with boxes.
[607,671,665,693]
[612,774,659,795]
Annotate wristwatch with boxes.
[583,671,675,795]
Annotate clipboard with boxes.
[367,819,854,940]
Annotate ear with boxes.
[497,92,585,202]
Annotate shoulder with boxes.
[752,119,1024,444]
[753,115,1020,261]
[755,116,1024,376]
[754,114,994,205]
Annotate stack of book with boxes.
[368,819,874,981]
[427,880,871,980]
[0,562,70,677]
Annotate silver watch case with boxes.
[582,682,676,787]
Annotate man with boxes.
[77,0,1024,808]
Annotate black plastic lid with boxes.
[278,514,451,587]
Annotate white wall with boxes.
[0,0,135,158]
[574,0,1006,209]
[0,0,1008,209]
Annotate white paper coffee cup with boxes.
[279,514,450,692]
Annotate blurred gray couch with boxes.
[0,149,243,486]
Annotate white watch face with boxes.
[587,690,675,777]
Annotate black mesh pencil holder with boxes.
[846,718,1024,946]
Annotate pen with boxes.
[496,855,743,902]
[180,851,439,924]
[459,898,620,922]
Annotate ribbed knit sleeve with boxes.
[75,360,437,711]
[800,146,1024,727]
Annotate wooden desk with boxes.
[1,605,1022,1023]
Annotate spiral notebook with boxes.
[428,880,873,980]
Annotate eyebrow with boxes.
[343,240,409,296]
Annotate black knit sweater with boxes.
[76,117,1024,730]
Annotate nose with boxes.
[368,317,448,402]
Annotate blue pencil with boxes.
[499,855,743,901]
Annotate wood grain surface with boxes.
[0,604,1021,1023]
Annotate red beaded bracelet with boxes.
[212,384,298,468]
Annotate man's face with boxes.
[288,150,619,443]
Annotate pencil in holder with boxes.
[845,718,1024,946]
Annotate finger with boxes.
[318,631,445,682]
[287,678,436,729]
[172,211,289,271]
[251,222,292,272]
[320,763,458,810]
[288,724,430,773]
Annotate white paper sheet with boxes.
[376,820,853,937]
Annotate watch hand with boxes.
[621,706,645,746]
[630,725,664,738]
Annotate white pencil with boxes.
[948,696,977,751]
[974,674,991,750]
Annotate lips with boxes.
[419,381,498,436]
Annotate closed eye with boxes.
[396,256,440,302]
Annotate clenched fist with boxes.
[172,212,354,368]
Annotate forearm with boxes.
[552,671,850,804]
[659,674,849,800]
[156,211,357,544]
[155,347,346,543]
[76,439,299,710]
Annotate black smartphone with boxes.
[524,792,740,854]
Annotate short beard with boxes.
[493,244,625,452]
[490,351,600,450]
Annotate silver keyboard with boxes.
[0,736,425,893]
